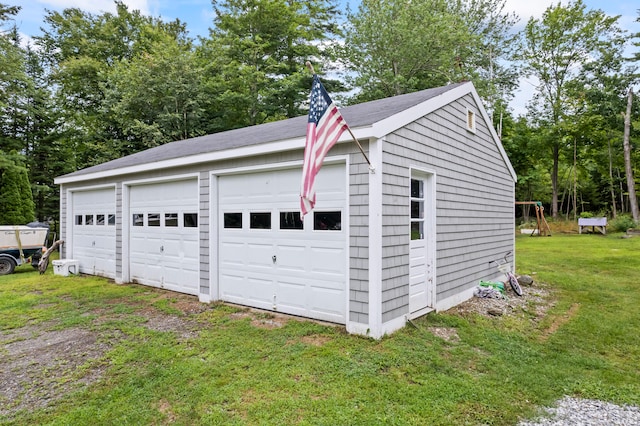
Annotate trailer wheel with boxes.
[0,257,16,275]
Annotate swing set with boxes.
[515,201,551,236]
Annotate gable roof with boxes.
[56,81,516,183]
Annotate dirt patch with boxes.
[539,302,580,342]
[448,280,551,320]
[228,309,292,329]
[428,327,460,342]
[139,312,200,339]
[0,327,111,417]
[300,335,332,346]
[0,290,209,420]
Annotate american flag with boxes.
[300,75,348,216]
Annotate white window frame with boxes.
[466,107,476,133]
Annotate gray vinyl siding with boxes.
[199,171,210,295]
[349,142,370,324]
[59,185,67,259]
[380,94,515,321]
[115,183,122,277]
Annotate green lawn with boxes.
[1,234,639,425]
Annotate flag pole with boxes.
[305,62,375,173]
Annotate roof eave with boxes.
[54,125,377,185]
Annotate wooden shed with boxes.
[55,81,516,338]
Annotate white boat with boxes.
[0,225,49,275]
[0,226,48,250]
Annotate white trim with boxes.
[370,82,474,138]
[409,167,437,313]
[346,321,371,337]
[342,156,351,329]
[121,172,200,187]
[468,88,518,182]
[368,137,383,338]
[350,314,408,340]
[378,315,408,338]
[435,286,475,312]
[208,173,219,303]
[409,306,434,320]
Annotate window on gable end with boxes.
[466,108,476,133]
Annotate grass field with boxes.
[1,234,639,425]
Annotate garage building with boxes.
[55,81,516,338]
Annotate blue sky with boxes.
[7,0,640,115]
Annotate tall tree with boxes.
[103,31,205,155]
[201,0,343,131]
[0,151,35,225]
[343,0,518,107]
[517,0,626,218]
[623,89,638,221]
[36,1,191,168]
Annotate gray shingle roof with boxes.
[60,82,465,178]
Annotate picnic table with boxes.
[578,217,607,235]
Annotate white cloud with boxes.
[33,0,151,15]
[503,1,556,23]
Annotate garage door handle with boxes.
[160,245,164,253]
[272,255,276,264]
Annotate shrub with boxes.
[579,211,594,218]
[609,215,637,233]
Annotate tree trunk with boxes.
[623,89,638,222]
[608,139,617,218]
[573,138,577,220]
[38,239,64,275]
[551,143,559,219]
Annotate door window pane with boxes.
[224,212,242,229]
[75,215,83,225]
[314,211,341,231]
[108,214,116,225]
[85,214,94,225]
[411,179,423,198]
[133,213,144,226]
[250,212,271,229]
[411,200,424,219]
[280,212,303,230]
[96,214,105,225]
[148,213,160,227]
[411,221,424,240]
[184,213,198,228]
[165,213,178,227]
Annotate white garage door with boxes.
[71,188,116,278]
[129,179,199,295]
[218,164,347,324]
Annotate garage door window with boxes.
[250,212,271,229]
[280,212,303,230]
[148,213,161,227]
[224,212,242,229]
[314,211,341,231]
[96,214,105,225]
[184,213,198,228]
[85,214,94,225]
[75,215,83,225]
[108,214,116,225]
[165,213,178,227]
[133,213,144,226]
